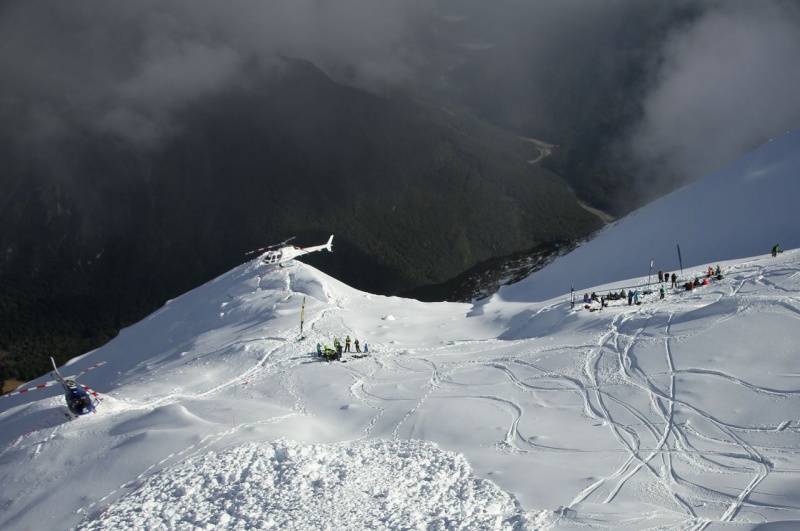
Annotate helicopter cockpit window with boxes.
[71,396,91,412]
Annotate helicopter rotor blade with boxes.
[80,384,103,399]
[270,237,296,249]
[73,361,107,379]
[245,236,296,256]
[54,360,107,382]
[244,246,269,256]
[2,379,60,398]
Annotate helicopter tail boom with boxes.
[299,235,334,255]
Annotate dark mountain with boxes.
[401,240,579,303]
[0,58,602,386]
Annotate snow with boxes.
[2,129,800,530]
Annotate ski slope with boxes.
[2,249,799,530]
[2,129,800,530]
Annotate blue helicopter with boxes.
[3,357,106,418]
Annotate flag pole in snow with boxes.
[677,244,684,276]
[570,285,574,309]
[648,260,653,287]
[300,297,306,335]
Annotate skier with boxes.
[671,273,678,288]
[658,270,664,283]
[772,244,782,257]
[354,339,360,353]
[363,343,369,353]
[659,285,665,300]
[316,343,323,357]
[345,335,351,353]
[627,290,634,306]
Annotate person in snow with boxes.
[671,273,678,288]
[583,293,591,304]
[660,285,665,300]
[345,335,351,353]
[627,290,634,306]
[354,339,360,353]
[363,343,369,353]
[707,266,714,277]
[632,290,641,305]
[658,270,664,283]
[772,244,782,257]
[316,343,323,357]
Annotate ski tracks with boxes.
[563,293,782,527]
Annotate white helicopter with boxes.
[2,357,105,419]
[246,235,334,266]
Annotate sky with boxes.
[1,127,800,530]
[1,0,799,190]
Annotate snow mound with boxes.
[76,439,545,530]
[109,404,210,436]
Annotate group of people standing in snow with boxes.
[578,242,785,313]
[316,335,368,362]
[582,264,728,312]
[657,270,679,289]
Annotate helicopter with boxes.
[246,235,334,266]
[2,357,106,418]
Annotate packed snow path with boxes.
[2,251,800,530]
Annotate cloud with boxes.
[0,0,428,147]
[624,1,800,196]
[2,0,798,191]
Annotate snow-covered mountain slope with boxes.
[2,128,800,530]
[2,248,800,530]
[498,127,800,303]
